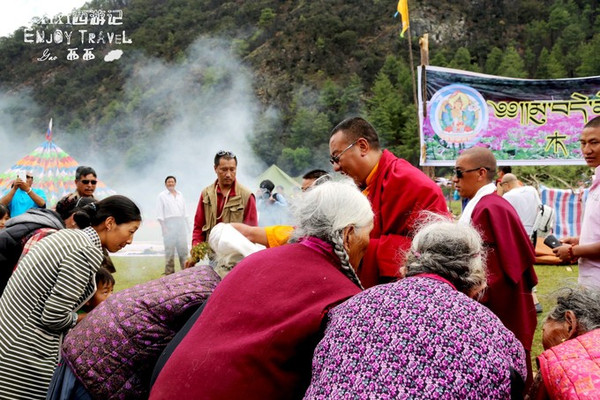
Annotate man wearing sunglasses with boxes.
[0,172,47,217]
[74,166,98,199]
[58,165,98,205]
[454,146,537,388]
[188,151,257,266]
[329,117,448,289]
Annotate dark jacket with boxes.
[0,208,64,295]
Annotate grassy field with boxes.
[111,256,578,370]
[112,256,166,292]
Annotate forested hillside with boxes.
[0,0,598,178]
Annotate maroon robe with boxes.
[360,150,449,288]
[149,237,361,400]
[471,193,538,386]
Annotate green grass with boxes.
[111,256,577,371]
[111,256,167,292]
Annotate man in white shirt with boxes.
[501,173,545,315]
[554,116,600,288]
[156,176,188,274]
[500,173,541,238]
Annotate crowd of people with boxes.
[0,115,598,399]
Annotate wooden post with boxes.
[407,26,418,110]
[419,34,435,179]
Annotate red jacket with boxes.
[359,150,449,288]
[149,237,361,400]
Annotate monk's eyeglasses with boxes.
[454,166,490,179]
[329,140,358,165]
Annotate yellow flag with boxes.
[396,0,410,37]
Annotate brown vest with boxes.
[201,181,252,241]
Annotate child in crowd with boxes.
[81,267,115,313]
[0,204,9,229]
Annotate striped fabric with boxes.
[0,226,103,400]
[539,186,589,239]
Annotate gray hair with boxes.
[290,179,374,288]
[548,287,600,333]
[404,214,487,295]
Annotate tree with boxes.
[497,46,527,78]
[339,74,364,118]
[548,44,568,78]
[484,47,503,75]
[514,165,593,189]
[576,33,600,76]
[277,147,313,176]
[448,47,480,72]
[258,8,276,28]
[536,47,552,78]
[289,107,331,149]
[366,71,403,148]
[394,104,421,165]
[548,5,571,43]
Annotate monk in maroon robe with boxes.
[329,117,448,288]
[454,147,537,389]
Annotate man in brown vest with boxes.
[187,151,257,266]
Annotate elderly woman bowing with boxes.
[149,179,374,400]
[304,216,528,400]
[528,287,600,399]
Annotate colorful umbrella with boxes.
[0,120,115,207]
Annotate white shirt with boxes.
[458,183,497,225]
[156,189,187,220]
[503,186,541,236]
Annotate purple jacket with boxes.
[62,264,220,400]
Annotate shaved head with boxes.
[500,173,518,184]
[460,147,497,182]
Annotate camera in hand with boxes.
[543,234,562,249]
[259,179,275,201]
[261,189,272,200]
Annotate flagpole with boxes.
[396,0,417,109]
[46,118,53,142]
[407,25,418,110]
[419,34,434,178]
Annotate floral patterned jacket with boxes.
[538,328,600,400]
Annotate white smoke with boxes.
[0,37,271,244]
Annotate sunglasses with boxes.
[330,140,358,165]
[81,179,98,185]
[454,166,490,179]
[216,150,236,158]
[26,175,33,179]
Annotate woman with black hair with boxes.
[0,195,142,400]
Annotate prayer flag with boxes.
[395,0,410,37]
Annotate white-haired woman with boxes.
[304,217,528,400]
[150,179,374,400]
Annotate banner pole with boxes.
[419,34,434,178]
